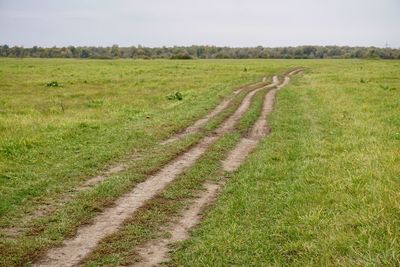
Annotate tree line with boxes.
[1,44,399,59]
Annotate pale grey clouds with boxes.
[0,0,399,47]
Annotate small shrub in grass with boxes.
[380,84,396,91]
[46,81,62,87]
[380,84,389,90]
[175,91,183,100]
[166,91,183,101]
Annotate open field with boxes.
[171,61,400,266]
[0,58,399,266]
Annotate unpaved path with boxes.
[13,78,268,231]
[216,76,278,134]
[162,78,269,144]
[222,73,292,171]
[133,183,221,267]
[132,70,302,267]
[34,76,280,267]
[160,99,230,145]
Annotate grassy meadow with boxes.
[0,58,289,217]
[171,60,400,265]
[0,58,399,266]
[0,58,289,265]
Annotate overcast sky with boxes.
[0,0,399,48]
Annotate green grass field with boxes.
[171,60,400,266]
[0,58,283,216]
[0,58,399,266]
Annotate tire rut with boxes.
[222,72,294,171]
[132,69,302,267]
[133,183,221,267]
[34,76,280,267]
[5,77,268,238]
[161,78,269,144]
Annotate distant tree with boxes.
[111,44,120,58]
[1,45,399,59]
[366,47,379,59]
[80,48,90,58]
[170,51,192,59]
[0,45,9,56]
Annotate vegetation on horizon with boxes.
[1,44,400,59]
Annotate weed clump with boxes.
[87,99,104,108]
[166,91,183,101]
[380,84,389,90]
[379,84,396,91]
[46,81,62,87]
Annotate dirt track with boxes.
[133,183,221,267]
[222,73,293,171]
[161,77,269,144]
[34,76,280,267]
[16,78,269,229]
[132,70,302,266]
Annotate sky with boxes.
[0,0,399,48]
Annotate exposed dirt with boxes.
[1,226,22,240]
[34,136,219,267]
[34,76,278,267]
[76,164,127,191]
[222,71,299,172]
[131,70,302,266]
[133,183,220,267]
[162,77,269,144]
[160,99,230,145]
[233,78,270,95]
[7,163,129,236]
[216,76,279,134]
